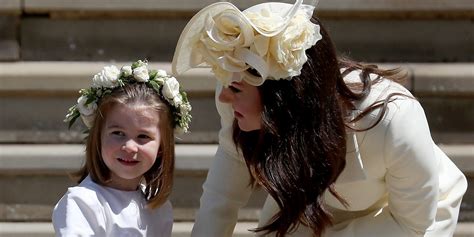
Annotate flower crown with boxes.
[65,60,192,133]
[191,2,321,86]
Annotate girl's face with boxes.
[101,104,161,191]
[219,80,262,131]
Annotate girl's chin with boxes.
[237,121,261,132]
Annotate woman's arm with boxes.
[191,85,254,237]
[383,98,439,234]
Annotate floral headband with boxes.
[172,0,321,86]
[65,60,192,133]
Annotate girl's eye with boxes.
[111,131,125,136]
[229,85,241,93]
[138,134,151,139]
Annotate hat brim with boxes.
[172,1,308,76]
[172,2,236,75]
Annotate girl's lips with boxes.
[117,158,139,166]
[234,111,243,118]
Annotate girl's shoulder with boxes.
[52,176,106,229]
[59,176,105,207]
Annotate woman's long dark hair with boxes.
[233,17,407,236]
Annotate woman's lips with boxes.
[117,158,139,166]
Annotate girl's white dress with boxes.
[191,70,467,237]
[52,175,173,237]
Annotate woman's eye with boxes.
[229,85,241,93]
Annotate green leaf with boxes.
[67,113,80,129]
[131,61,140,69]
[86,95,96,105]
[149,70,157,80]
[149,80,161,92]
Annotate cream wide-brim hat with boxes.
[172,0,318,84]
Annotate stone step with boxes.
[0,144,267,222]
[0,0,20,14]
[0,222,473,237]
[0,144,216,175]
[2,144,472,175]
[5,62,473,95]
[2,0,473,62]
[1,62,473,144]
[21,0,474,17]
[0,144,473,222]
[16,18,474,62]
[0,62,220,144]
[0,16,19,61]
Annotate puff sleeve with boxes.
[52,190,107,236]
[191,85,254,237]
[325,98,439,237]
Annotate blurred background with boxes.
[0,0,473,236]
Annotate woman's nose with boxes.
[122,139,139,154]
[218,87,234,104]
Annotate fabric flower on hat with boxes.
[244,8,285,35]
[196,9,256,85]
[185,2,321,86]
[267,11,321,79]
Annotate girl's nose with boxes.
[122,139,139,155]
[218,87,234,104]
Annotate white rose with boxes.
[156,69,168,77]
[121,65,132,76]
[81,113,96,128]
[162,77,180,100]
[173,93,183,106]
[76,95,98,128]
[268,12,321,79]
[92,65,120,88]
[174,126,187,134]
[133,65,149,82]
[76,95,97,116]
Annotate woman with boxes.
[172,0,467,236]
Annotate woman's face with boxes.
[101,104,161,191]
[219,80,263,131]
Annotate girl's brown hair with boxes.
[74,83,175,209]
[233,17,408,236]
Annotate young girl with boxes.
[172,0,467,236]
[52,60,192,236]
